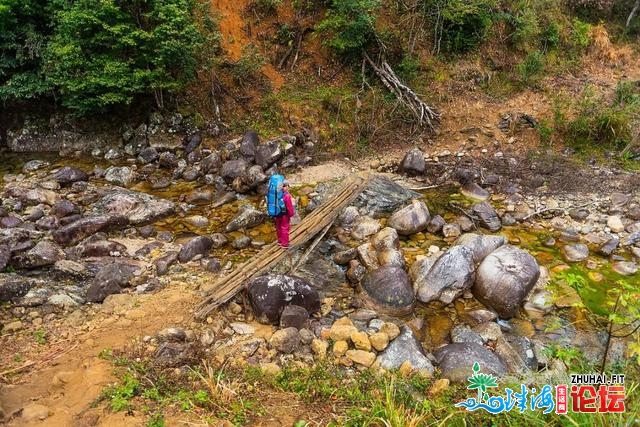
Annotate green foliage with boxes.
[423,0,498,54]
[316,0,380,60]
[229,44,266,84]
[46,0,204,114]
[516,50,544,85]
[33,328,47,344]
[552,82,639,152]
[102,372,140,412]
[2,0,214,114]
[0,0,54,100]
[571,17,592,50]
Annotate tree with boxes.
[628,0,640,27]
[0,0,54,100]
[46,0,203,114]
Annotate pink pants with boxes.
[274,215,290,246]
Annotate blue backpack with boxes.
[266,174,286,217]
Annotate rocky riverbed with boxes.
[1,130,639,423]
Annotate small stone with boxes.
[3,321,23,333]
[607,216,625,233]
[350,331,372,351]
[311,338,329,359]
[333,340,349,357]
[346,349,376,367]
[380,322,400,340]
[369,332,389,351]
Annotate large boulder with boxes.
[353,176,421,218]
[399,148,426,176]
[48,167,89,186]
[360,266,415,317]
[455,233,506,264]
[472,244,540,319]
[104,166,137,187]
[434,342,507,382]
[255,139,284,169]
[239,131,259,159]
[0,273,34,302]
[86,262,138,303]
[91,189,175,225]
[178,236,213,263]
[388,200,431,235]
[225,206,266,232]
[52,215,129,246]
[11,240,65,269]
[471,202,501,232]
[375,326,434,375]
[415,245,475,304]
[295,254,346,296]
[220,159,248,183]
[247,275,320,324]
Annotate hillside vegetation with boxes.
[1,0,640,158]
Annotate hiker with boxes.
[274,180,295,248]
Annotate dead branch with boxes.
[627,0,640,27]
[364,52,440,130]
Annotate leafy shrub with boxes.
[571,18,592,50]
[517,50,544,84]
[316,0,380,60]
[422,0,498,54]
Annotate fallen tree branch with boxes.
[364,52,440,130]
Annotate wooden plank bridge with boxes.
[195,172,373,320]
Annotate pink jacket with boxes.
[282,191,295,217]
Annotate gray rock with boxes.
[247,275,320,325]
[399,148,425,176]
[201,151,222,174]
[279,305,310,329]
[86,262,138,303]
[455,233,507,264]
[52,200,79,218]
[232,235,251,249]
[434,342,507,382]
[12,240,65,268]
[0,244,10,271]
[351,216,381,240]
[48,167,88,186]
[158,327,188,342]
[339,206,360,226]
[354,176,420,218]
[388,200,431,235]
[240,131,259,159]
[137,147,159,164]
[210,233,228,248]
[178,236,213,263]
[561,243,589,262]
[471,202,501,232]
[376,326,434,374]
[461,182,490,202]
[612,261,638,276]
[77,240,128,258]
[183,132,202,153]
[494,335,537,373]
[269,327,300,354]
[255,139,283,169]
[226,207,266,232]
[158,151,179,169]
[91,189,175,225]
[377,248,405,268]
[220,159,248,183]
[473,245,540,319]
[104,166,137,187]
[360,266,414,317]
[0,273,34,302]
[427,215,445,234]
[155,251,178,276]
[53,215,128,246]
[154,342,197,367]
[296,254,345,295]
[333,247,358,265]
[450,324,484,346]
[243,165,268,188]
[598,237,620,256]
[415,245,475,304]
[22,160,50,173]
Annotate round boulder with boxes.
[434,342,507,382]
[472,244,540,319]
[360,266,414,317]
[388,200,431,235]
[247,275,320,325]
[415,245,475,304]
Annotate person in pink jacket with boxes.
[275,180,295,248]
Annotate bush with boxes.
[316,0,380,60]
[422,0,498,54]
[517,50,544,84]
